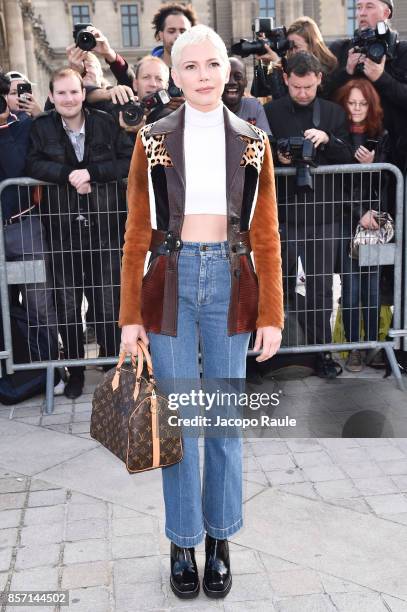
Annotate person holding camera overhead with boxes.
[120,25,283,599]
[247,16,337,100]
[26,68,133,399]
[329,0,407,172]
[265,52,353,378]
[329,0,407,372]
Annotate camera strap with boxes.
[312,98,321,128]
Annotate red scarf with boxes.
[350,122,367,134]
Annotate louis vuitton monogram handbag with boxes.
[90,340,183,473]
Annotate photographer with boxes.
[244,17,337,100]
[5,71,42,121]
[265,52,353,378]
[0,72,58,366]
[26,68,133,399]
[222,57,271,134]
[329,0,407,171]
[86,55,171,135]
[67,24,135,90]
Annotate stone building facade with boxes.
[1,0,407,103]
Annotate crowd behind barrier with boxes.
[1,0,407,410]
[0,161,405,414]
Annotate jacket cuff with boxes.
[86,164,99,182]
[374,71,392,93]
[256,316,284,331]
[59,165,73,183]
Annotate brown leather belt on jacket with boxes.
[149,228,251,255]
[147,228,253,336]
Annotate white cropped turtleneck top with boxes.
[184,101,227,216]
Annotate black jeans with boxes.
[51,237,121,377]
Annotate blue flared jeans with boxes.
[148,242,250,547]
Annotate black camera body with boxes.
[277,137,317,193]
[120,89,171,126]
[352,21,394,70]
[277,137,316,164]
[231,17,292,59]
[73,22,96,51]
[167,83,183,98]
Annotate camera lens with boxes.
[76,30,96,51]
[121,101,144,126]
[368,42,386,63]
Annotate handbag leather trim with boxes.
[125,390,183,473]
[150,390,160,468]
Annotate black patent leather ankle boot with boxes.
[203,534,232,598]
[170,542,200,599]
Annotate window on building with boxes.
[347,0,357,36]
[71,4,91,25]
[121,4,139,47]
[259,0,276,19]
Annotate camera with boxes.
[352,21,393,71]
[73,22,96,51]
[277,137,316,193]
[231,17,292,59]
[0,96,7,114]
[167,83,183,98]
[119,89,171,126]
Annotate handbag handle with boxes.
[111,345,144,392]
[136,340,155,381]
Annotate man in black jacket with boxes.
[26,68,133,398]
[329,0,407,171]
[265,52,353,378]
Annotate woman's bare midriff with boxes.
[181,214,227,242]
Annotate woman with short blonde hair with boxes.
[120,24,283,600]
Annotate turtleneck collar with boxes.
[185,100,224,127]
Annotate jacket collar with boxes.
[149,102,261,141]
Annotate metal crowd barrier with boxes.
[0,165,406,415]
[247,164,406,389]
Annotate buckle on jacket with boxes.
[164,232,183,253]
[231,241,248,255]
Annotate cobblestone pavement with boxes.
[0,369,407,611]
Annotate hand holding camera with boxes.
[66,43,88,74]
[362,56,386,82]
[109,85,135,106]
[85,26,117,63]
[346,48,363,76]
[304,128,329,148]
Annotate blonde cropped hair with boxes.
[171,24,229,69]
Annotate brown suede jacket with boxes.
[119,103,284,336]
